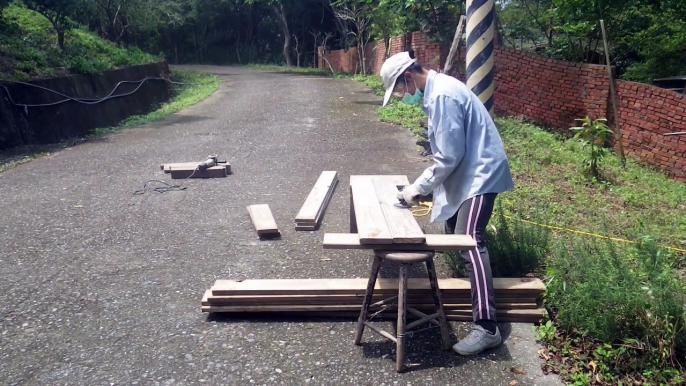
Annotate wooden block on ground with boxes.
[322,233,475,251]
[295,171,338,224]
[351,178,393,244]
[162,162,231,174]
[169,166,227,179]
[291,309,547,323]
[247,204,280,238]
[211,277,546,296]
[373,179,425,244]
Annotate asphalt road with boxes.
[0,66,562,386]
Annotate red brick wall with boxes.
[319,33,686,182]
[615,81,686,180]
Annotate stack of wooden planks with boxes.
[295,171,339,231]
[201,278,547,323]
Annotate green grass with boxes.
[248,64,333,76]
[0,4,156,80]
[0,152,46,173]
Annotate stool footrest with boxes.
[364,321,398,343]
[406,312,439,330]
[407,307,442,327]
[370,295,398,308]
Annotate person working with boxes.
[380,51,514,356]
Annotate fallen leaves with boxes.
[511,366,527,375]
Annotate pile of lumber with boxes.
[201,278,547,323]
[295,171,339,231]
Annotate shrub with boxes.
[546,234,686,376]
[443,201,551,278]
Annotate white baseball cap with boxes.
[380,51,416,106]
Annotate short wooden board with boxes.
[211,277,545,296]
[295,171,338,223]
[247,204,280,237]
[322,233,475,251]
[373,179,425,244]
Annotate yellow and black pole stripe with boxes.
[466,0,495,116]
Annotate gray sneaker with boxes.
[452,325,502,355]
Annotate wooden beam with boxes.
[350,175,410,187]
[295,178,339,231]
[211,277,545,296]
[247,204,280,237]
[169,166,228,179]
[350,178,393,244]
[162,162,231,174]
[373,179,425,244]
[322,233,475,251]
[443,15,466,76]
[295,171,338,223]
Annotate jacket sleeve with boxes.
[413,95,466,196]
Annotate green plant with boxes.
[570,117,614,179]
[546,234,686,375]
[535,320,557,341]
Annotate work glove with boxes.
[397,185,421,207]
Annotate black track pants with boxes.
[445,193,497,322]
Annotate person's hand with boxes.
[397,185,420,207]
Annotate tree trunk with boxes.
[57,28,65,50]
[272,3,293,67]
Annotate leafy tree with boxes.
[22,0,86,49]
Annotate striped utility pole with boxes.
[466,0,495,116]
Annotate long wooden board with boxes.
[350,178,393,244]
[295,171,338,223]
[202,290,538,306]
[169,166,228,179]
[373,179,425,244]
[322,233,475,251]
[295,178,339,231]
[290,309,548,323]
[350,175,410,188]
[162,162,231,174]
[247,204,280,237]
[211,278,545,296]
[200,306,547,322]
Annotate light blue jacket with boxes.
[413,70,514,222]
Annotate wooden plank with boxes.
[203,290,537,307]
[295,178,339,231]
[200,306,548,323]
[295,171,338,223]
[211,278,545,296]
[282,312,544,323]
[350,178,393,244]
[322,233,475,251]
[349,175,410,187]
[162,162,231,174]
[373,179,425,244]
[247,204,280,237]
[204,297,537,310]
[169,166,227,179]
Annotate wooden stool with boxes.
[354,250,451,372]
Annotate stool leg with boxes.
[396,264,408,372]
[426,259,451,350]
[355,255,381,345]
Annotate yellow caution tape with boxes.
[410,201,685,254]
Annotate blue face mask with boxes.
[401,78,423,105]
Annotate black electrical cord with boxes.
[0,77,189,109]
[133,168,199,195]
